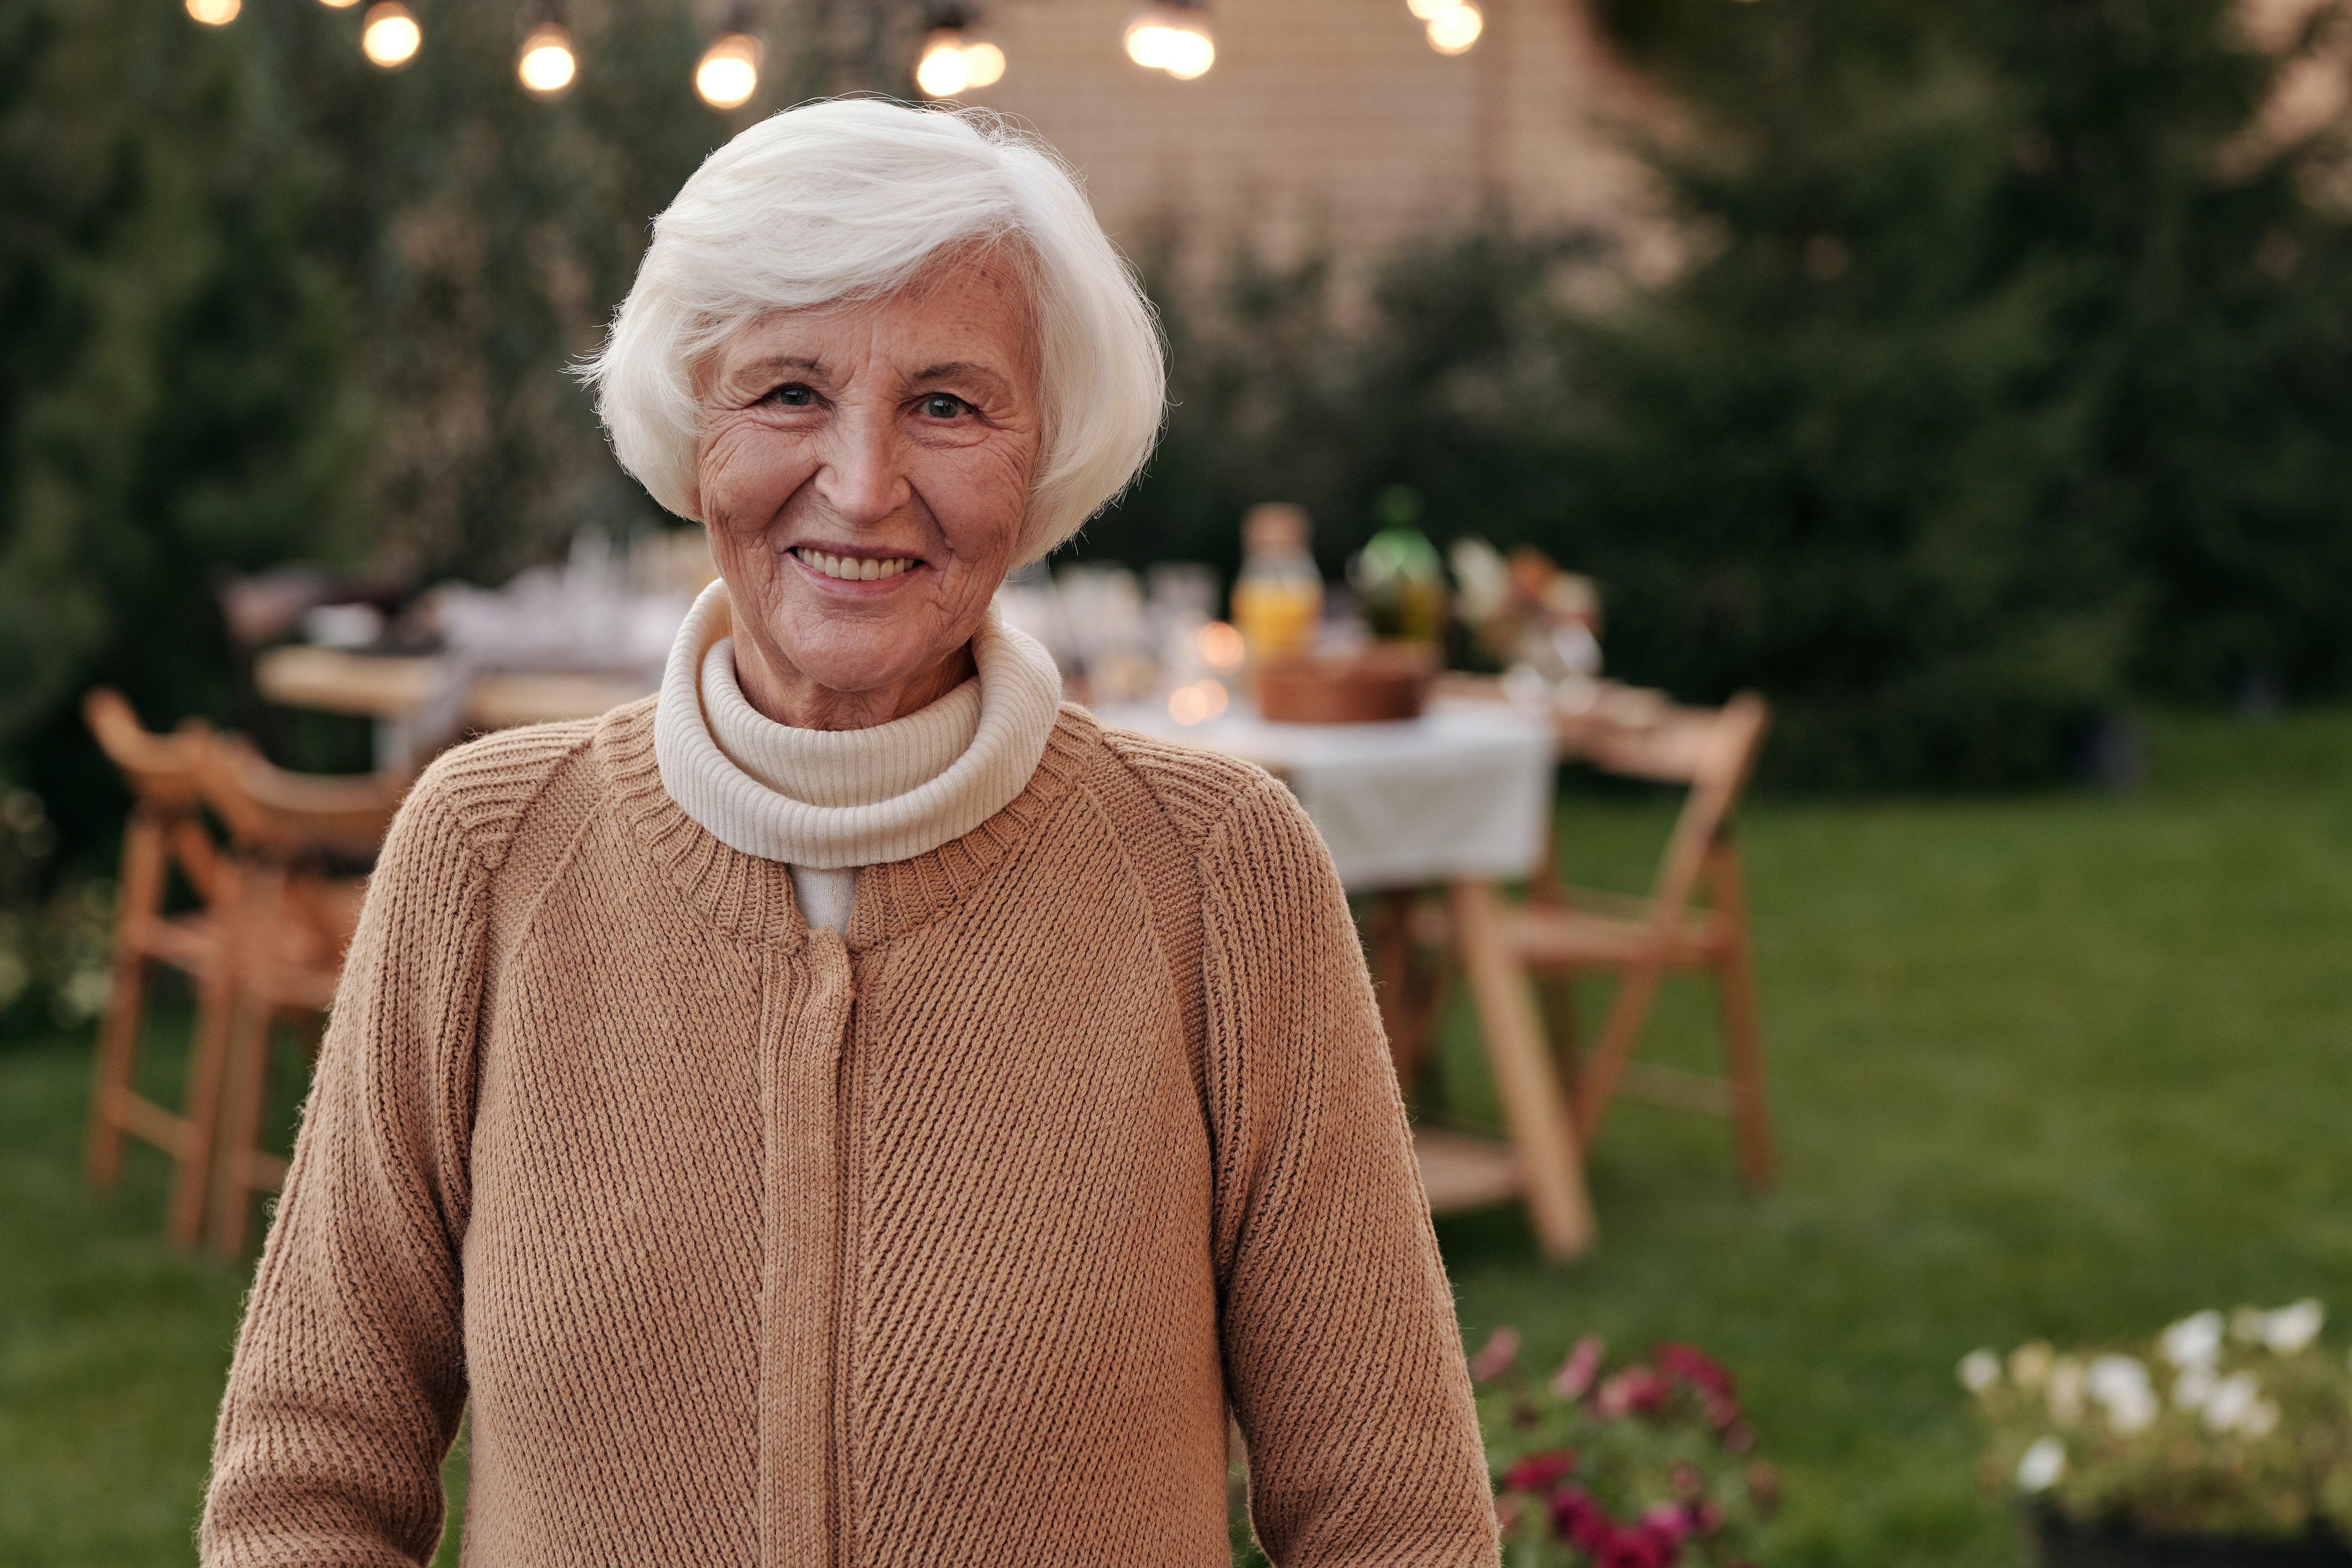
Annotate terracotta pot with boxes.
[2026,1507,2352,1568]
[1256,643,1436,725]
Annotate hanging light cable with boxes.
[361,0,422,67]
[696,8,763,110]
[1122,0,1213,79]
[517,4,578,97]
[914,9,1006,98]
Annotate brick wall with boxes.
[960,0,1669,268]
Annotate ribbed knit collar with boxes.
[603,698,1101,955]
[652,579,1063,871]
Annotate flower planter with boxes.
[2027,1508,2352,1568]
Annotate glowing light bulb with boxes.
[1424,0,1481,52]
[186,0,240,24]
[915,28,1006,98]
[317,0,359,10]
[696,32,761,109]
[916,31,973,97]
[516,22,577,95]
[1123,3,1213,77]
[1404,0,1448,17]
[962,40,1006,87]
[361,1,421,67]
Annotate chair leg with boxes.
[1450,879,1597,1260]
[1707,844,1774,1188]
[1536,966,1582,1108]
[207,864,279,1258]
[167,889,241,1250]
[1573,960,1669,1143]
[87,815,166,1188]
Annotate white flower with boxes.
[2046,1358,2086,1425]
[1958,1349,2002,1394]
[2017,1436,2068,1493]
[2262,1299,2324,1355]
[2010,1341,2054,1390]
[2087,1354,2158,1434]
[2173,1365,2218,1412]
[2161,1310,2225,1370]
[2231,1306,2268,1345]
[2202,1371,2262,1434]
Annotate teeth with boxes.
[795,548,914,582]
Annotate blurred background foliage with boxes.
[4,0,2352,919]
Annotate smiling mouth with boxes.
[792,546,919,583]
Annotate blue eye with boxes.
[772,384,815,407]
[922,394,966,420]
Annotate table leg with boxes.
[1450,878,1597,1259]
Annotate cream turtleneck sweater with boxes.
[652,579,1064,930]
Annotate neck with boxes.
[732,638,979,731]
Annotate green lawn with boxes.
[5,709,2350,1566]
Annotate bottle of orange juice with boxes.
[1231,503,1323,666]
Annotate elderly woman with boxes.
[202,101,1495,1566]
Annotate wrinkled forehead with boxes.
[697,238,1044,396]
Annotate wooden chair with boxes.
[82,690,238,1246]
[1448,693,1775,1189]
[190,734,405,1255]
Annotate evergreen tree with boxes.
[1574,0,2352,783]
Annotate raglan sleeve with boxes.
[200,780,486,1568]
[1199,777,1501,1567]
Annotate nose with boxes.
[810,404,911,526]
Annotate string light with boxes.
[1122,0,1214,79]
[361,1,422,67]
[695,31,762,109]
[185,0,241,24]
[1424,0,1481,52]
[517,21,577,95]
[317,0,359,10]
[915,23,1006,98]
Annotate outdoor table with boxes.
[1097,696,1598,1258]
[254,646,654,770]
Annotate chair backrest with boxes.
[1580,693,1771,929]
[189,733,409,866]
[86,688,230,903]
[84,689,211,815]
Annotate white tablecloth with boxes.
[1094,698,1555,889]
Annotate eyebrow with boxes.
[912,361,1005,386]
[737,354,824,377]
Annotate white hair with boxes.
[581,99,1165,565]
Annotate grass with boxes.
[4,708,2350,1565]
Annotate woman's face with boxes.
[692,249,1042,729]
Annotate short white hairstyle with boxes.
[582,98,1165,565]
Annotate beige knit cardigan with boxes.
[201,697,1499,1567]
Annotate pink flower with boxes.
[1549,1487,1615,1553]
[1501,1449,1578,1494]
[1470,1326,1522,1383]
[1551,1335,1606,1400]
[1656,1342,1736,1401]
[1600,1522,1683,1568]
[1596,1366,1670,1419]
[1641,1502,1694,1543]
